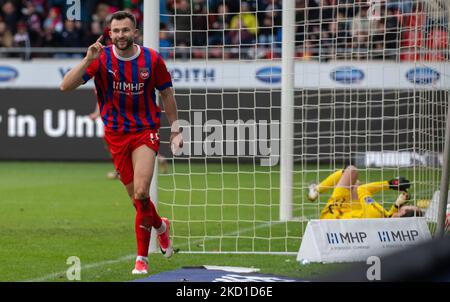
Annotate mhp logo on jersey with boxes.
[140,68,150,80]
[405,67,440,85]
[255,67,282,84]
[330,66,364,84]
[0,66,18,82]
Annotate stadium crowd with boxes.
[0,0,447,60]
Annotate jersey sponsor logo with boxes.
[330,66,365,84]
[0,66,18,82]
[140,68,150,80]
[405,67,440,85]
[113,81,145,94]
[107,69,119,78]
[364,197,375,204]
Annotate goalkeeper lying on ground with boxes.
[307,165,423,219]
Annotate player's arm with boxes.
[358,190,397,218]
[357,181,390,197]
[368,192,410,218]
[358,177,411,196]
[89,103,100,120]
[155,53,183,153]
[60,36,104,92]
[160,87,183,152]
[371,201,398,218]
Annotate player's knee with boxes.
[134,187,149,200]
[345,165,358,173]
[344,165,358,184]
[346,165,358,175]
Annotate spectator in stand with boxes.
[229,2,258,39]
[43,6,63,33]
[0,18,13,50]
[40,26,62,49]
[425,27,448,61]
[25,0,46,15]
[92,2,112,32]
[227,2,258,59]
[2,0,20,34]
[13,20,30,59]
[192,0,207,47]
[159,22,173,59]
[83,20,103,47]
[400,1,427,61]
[21,1,43,46]
[0,0,447,62]
[257,13,275,59]
[166,0,191,59]
[208,2,231,45]
[60,19,83,49]
[351,2,377,60]
[384,5,401,59]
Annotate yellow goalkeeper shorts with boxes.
[319,187,351,219]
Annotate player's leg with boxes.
[103,133,149,273]
[336,165,360,201]
[308,168,344,201]
[336,165,358,189]
[128,145,156,274]
[132,145,173,259]
[319,166,358,218]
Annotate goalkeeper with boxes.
[307,165,423,219]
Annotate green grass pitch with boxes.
[0,161,433,281]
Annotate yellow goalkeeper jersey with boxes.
[351,181,398,218]
[320,181,398,219]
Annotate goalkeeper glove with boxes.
[394,192,410,208]
[388,177,411,192]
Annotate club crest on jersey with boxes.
[140,68,150,80]
[364,197,375,204]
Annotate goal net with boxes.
[156,0,450,255]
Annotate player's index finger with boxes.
[96,35,104,44]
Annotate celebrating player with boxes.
[307,165,423,219]
[60,11,183,274]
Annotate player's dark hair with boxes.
[109,11,136,28]
[401,208,424,218]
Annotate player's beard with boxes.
[114,37,134,51]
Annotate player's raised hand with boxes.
[394,191,410,208]
[388,176,411,192]
[170,131,184,155]
[86,35,104,61]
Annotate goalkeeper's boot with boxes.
[307,183,319,202]
[132,259,148,274]
[158,217,174,258]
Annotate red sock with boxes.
[149,198,163,229]
[134,198,153,257]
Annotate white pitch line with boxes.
[24,254,136,282]
[24,218,301,282]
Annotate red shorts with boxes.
[104,129,160,185]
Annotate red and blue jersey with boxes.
[82,45,172,133]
